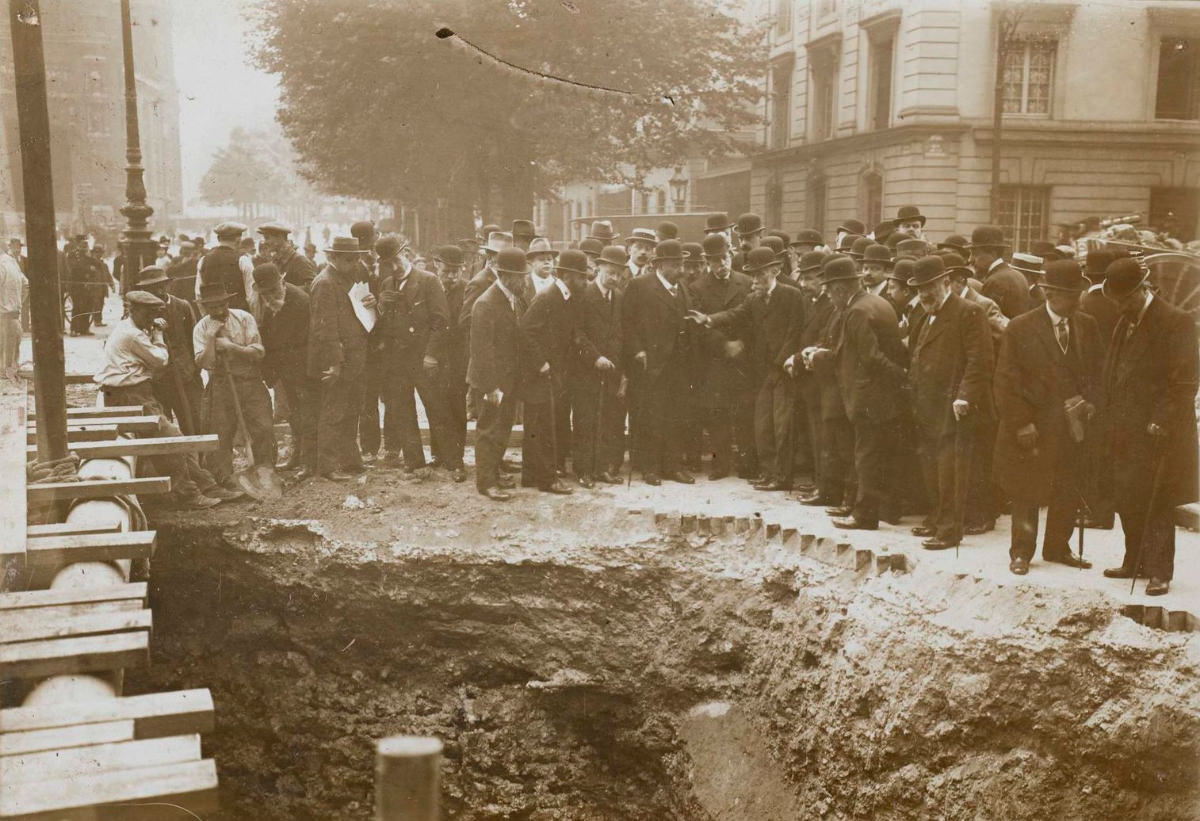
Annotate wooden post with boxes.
[8,0,68,461]
[375,735,441,821]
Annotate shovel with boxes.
[222,360,282,502]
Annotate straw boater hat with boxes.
[1010,252,1043,278]
[625,228,657,247]
[526,237,558,258]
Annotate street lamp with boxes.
[668,165,688,213]
[118,0,157,285]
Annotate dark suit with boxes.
[519,284,574,488]
[571,282,625,479]
[799,293,848,500]
[1080,283,1123,521]
[377,263,454,469]
[276,246,318,291]
[438,277,469,469]
[981,261,1032,320]
[166,258,199,307]
[1103,296,1199,581]
[468,282,525,492]
[993,305,1102,561]
[623,272,694,477]
[197,245,248,311]
[908,293,994,542]
[309,265,369,474]
[711,283,807,485]
[260,283,317,470]
[830,290,909,523]
[690,269,754,475]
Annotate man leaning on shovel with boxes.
[193,281,280,498]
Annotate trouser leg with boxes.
[772,378,795,485]
[359,351,383,457]
[522,399,555,488]
[415,367,456,468]
[966,417,998,527]
[821,415,851,502]
[1009,499,1039,562]
[1118,500,1175,581]
[753,380,775,481]
[389,367,426,468]
[202,380,236,484]
[601,382,626,474]
[235,377,277,469]
[851,418,885,524]
[474,391,515,492]
[734,391,757,477]
[1043,448,1083,558]
[705,404,733,476]
[571,376,598,479]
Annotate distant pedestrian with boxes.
[0,242,27,380]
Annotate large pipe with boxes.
[376,735,443,821]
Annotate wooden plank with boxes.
[1,734,200,785]
[0,720,135,757]
[0,583,147,611]
[26,434,219,460]
[18,370,94,385]
[26,426,119,445]
[0,598,142,632]
[0,689,213,740]
[28,415,161,433]
[29,406,145,420]
[27,477,171,504]
[2,608,151,644]
[27,521,122,538]
[24,531,156,568]
[0,759,218,818]
[0,387,27,560]
[0,631,149,680]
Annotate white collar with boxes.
[656,271,678,293]
[764,279,777,298]
[494,278,519,306]
[554,278,570,300]
[988,257,1004,274]
[1132,290,1154,326]
[1045,302,1069,325]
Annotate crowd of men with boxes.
[93,206,1198,596]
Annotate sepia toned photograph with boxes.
[1,0,1199,818]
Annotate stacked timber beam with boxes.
[1,392,222,819]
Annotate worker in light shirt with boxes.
[0,244,26,380]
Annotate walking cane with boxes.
[1129,444,1171,596]
[592,373,606,482]
[1068,477,1093,571]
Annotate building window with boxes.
[809,176,827,236]
[769,58,793,149]
[775,0,792,35]
[996,186,1049,250]
[863,172,883,229]
[1001,37,1056,115]
[765,175,783,229]
[809,45,839,141]
[656,189,666,213]
[868,36,894,131]
[1155,38,1200,120]
[818,0,837,17]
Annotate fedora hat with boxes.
[483,231,514,254]
[625,228,657,246]
[650,239,685,262]
[511,219,536,239]
[862,244,893,267]
[656,221,680,241]
[888,258,916,283]
[791,228,824,248]
[598,245,629,267]
[907,255,949,287]
[1010,252,1043,277]
[554,249,590,277]
[325,236,368,255]
[734,213,764,236]
[479,223,501,242]
[821,255,862,284]
[578,238,604,257]
[797,250,826,273]
[893,205,927,227]
[134,266,168,288]
[1101,257,1148,299]
[527,237,558,258]
[743,246,782,273]
[704,212,735,233]
[1039,259,1090,292]
[968,225,1008,249]
[588,220,616,242]
[701,233,729,258]
[494,248,528,276]
[837,218,867,236]
[681,241,704,262]
[197,282,233,305]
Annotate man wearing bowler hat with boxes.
[432,245,471,479]
[691,247,808,491]
[860,243,892,300]
[512,219,537,251]
[623,239,697,485]
[893,206,927,241]
[1079,249,1121,346]
[469,248,529,501]
[970,225,1031,320]
[703,212,735,247]
[905,256,994,550]
[994,259,1101,575]
[1099,258,1199,596]
[309,236,373,480]
[734,213,764,253]
[258,221,317,291]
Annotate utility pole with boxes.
[9,0,67,461]
[118,0,157,282]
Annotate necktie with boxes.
[1056,318,1069,354]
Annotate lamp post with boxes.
[118,0,157,285]
[668,165,688,213]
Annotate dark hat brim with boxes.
[704,222,735,233]
[1038,276,1092,293]
[650,253,685,262]
[893,215,927,228]
[744,259,784,274]
[822,271,864,284]
[197,293,232,305]
[1101,271,1149,299]
[134,275,169,288]
[554,265,590,277]
[906,271,950,288]
[495,266,528,276]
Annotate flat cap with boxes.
[256,221,291,236]
[213,221,247,238]
[127,290,165,308]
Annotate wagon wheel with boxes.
[1143,252,1200,325]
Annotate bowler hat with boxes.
[598,245,629,267]
[821,255,862,284]
[848,236,872,259]
[350,221,376,242]
[326,236,368,255]
[494,248,528,276]
[1101,258,1148,299]
[435,245,464,266]
[701,233,729,258]
[127,290,165,308]
[252,263,283,289]
[588,220,616,242]
[1030,240,1059,260]
[941,253,973,278]
[937,234,969,252]
[483,231,514,254]
[968,225,1008,249]
[704,212,734,233]
[555,249,590,278]
[1039,260,1090,292]
[797,250,825,273]
[650,239,685,262]
[735,213,764,236]
[888,258,916,283]
[761,236,786,257]
[895,238,929,259]
[578,238,604,257]
[197,282,233,305]
[656,221,680,241]
[479,224,501,242]
[256,221,291,237]
[1010,253,1043,277]
[1083,249,1116,279]
[873,222,895,244]
[681,241,704,262]
[837,219,867,236]
[836,233,864,252]
[907,255,949,287]
[790,228,824,247]
[625,228,657,246]
[512,219,536,239]
[374,235,407,260]
[743,247,782,273]
[893,205,926,228]
[133,266,168,288]
[527,237,558,258]
[214,221,246,239]
[862,244,893,267]
[767,230,791,247]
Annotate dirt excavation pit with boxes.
[127,482,1200,821]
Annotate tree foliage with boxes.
[252,0,767,223]
[199,127,294,214]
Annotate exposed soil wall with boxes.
[127,497,1200,821]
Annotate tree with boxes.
[200,127,292,219]
[252,0,767,237]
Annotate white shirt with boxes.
[0,251,27,315]
[94,317,168,388]
[553,278,570,300]
[530,271,555,295]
